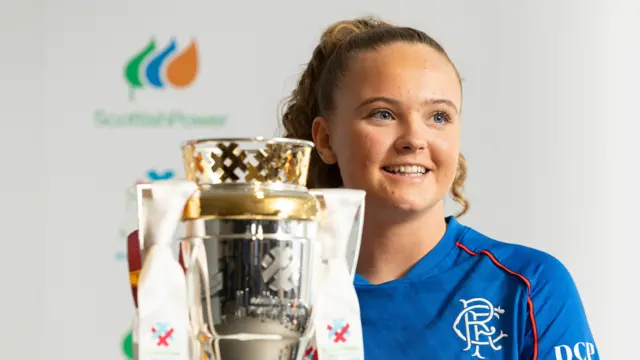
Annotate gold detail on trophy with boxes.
[182,192,201,219]
[182,188,319,221]
[182,138,313,187]
[180,138,318,221]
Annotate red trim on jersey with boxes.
[456,242,539,360]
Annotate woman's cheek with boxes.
[429,136,460,180]
[338,130,385,186]
[359,127,388,157]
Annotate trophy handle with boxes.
[183,218,217,360]
[347,200,365,279]
[183,240,200,360]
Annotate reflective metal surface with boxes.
[177,138,320,360]
[183,218,317,360]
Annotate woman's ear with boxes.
[312,116,337,164]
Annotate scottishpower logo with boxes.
[94,37,227,129]
[124,38,198,101]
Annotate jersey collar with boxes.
[354,216,466,285]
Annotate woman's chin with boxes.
[390,200,430,213]
[372,195,437,215]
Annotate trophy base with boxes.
[206,336,306,360]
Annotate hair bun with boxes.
[319,17,393,55]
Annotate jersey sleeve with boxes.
[520,255,599,360]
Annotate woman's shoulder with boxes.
[456,222,578,294]
[454,221,598,358]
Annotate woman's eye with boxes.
[370,110,394,121]
[431,111,450,124]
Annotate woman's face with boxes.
[313,42,462,215]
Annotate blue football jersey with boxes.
[354,216,599,360]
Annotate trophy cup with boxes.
[131,137,366,360]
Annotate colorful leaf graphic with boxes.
[145,39,177,88]
[167,40,199,88]
[121,329,133,359]
[124,40,157,88]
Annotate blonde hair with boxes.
[281,17,469,217]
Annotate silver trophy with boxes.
[133,138,365,360]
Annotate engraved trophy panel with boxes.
[179,138,319,360]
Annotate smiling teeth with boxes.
[384,165,427,175]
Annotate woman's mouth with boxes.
[382,165,428,176]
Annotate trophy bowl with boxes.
[179,137,320,360]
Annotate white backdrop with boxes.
[2,0,639,359]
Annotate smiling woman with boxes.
[318,42,462,219]
[281,16,599,360]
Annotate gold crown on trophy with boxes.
[182,137,313,187]
[180,137,318,221]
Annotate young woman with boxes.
[281,17,599,360]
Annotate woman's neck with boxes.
[355,202,448,285]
